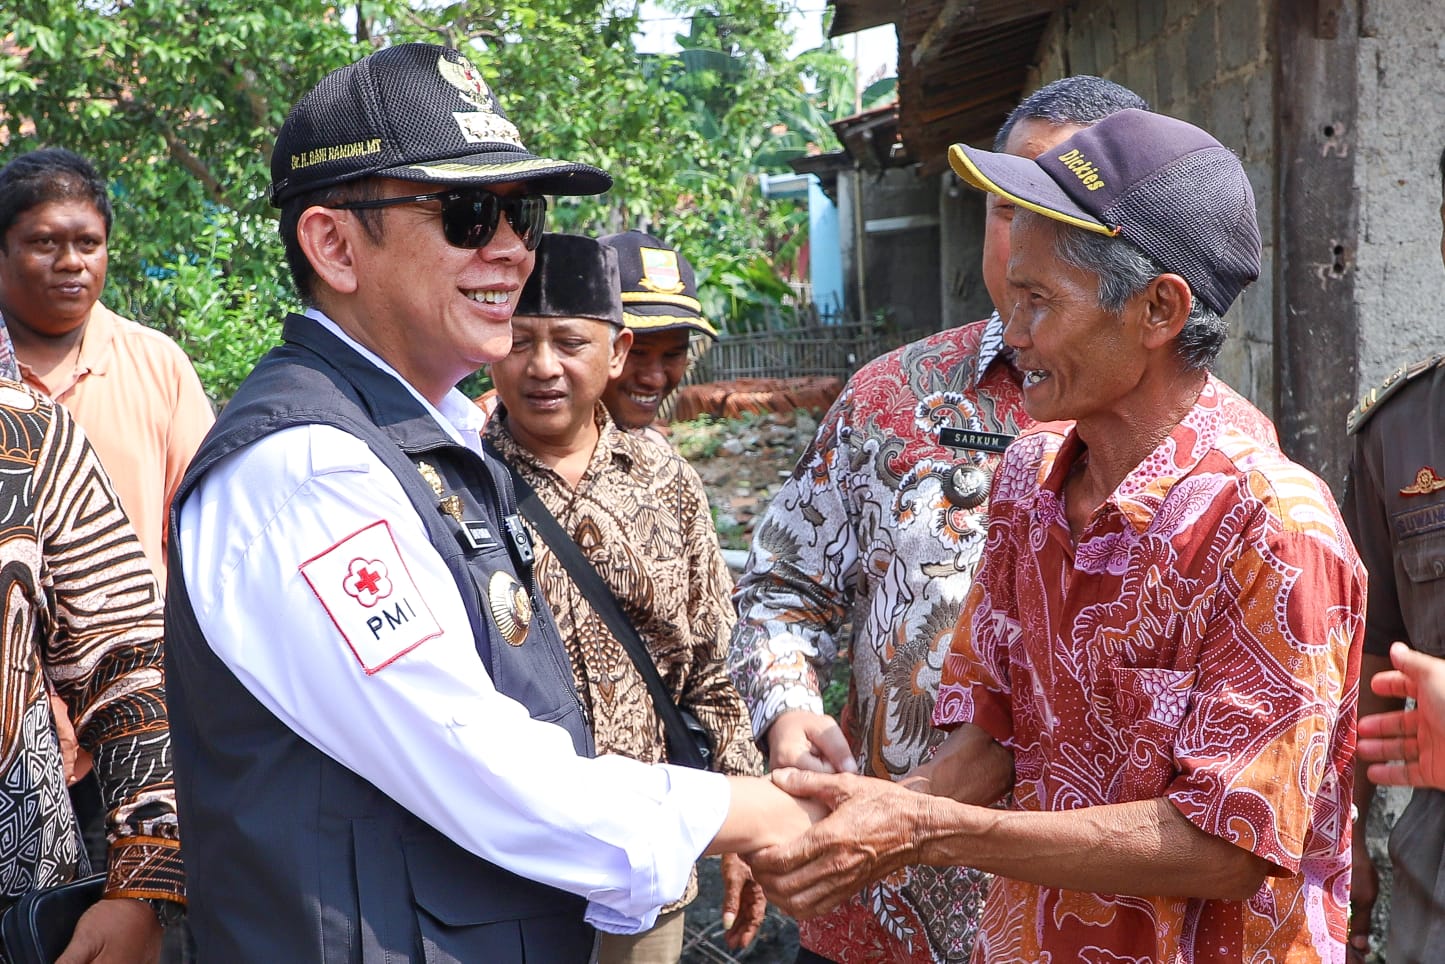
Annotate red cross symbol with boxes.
[343,558,392,607]
[353,566,382,595]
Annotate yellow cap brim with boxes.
[947,143,1118,237]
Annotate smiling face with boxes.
[317,178,535,403]
[1001,211,1149,426]
[489,313,631,456]
[0,199,108,340]
[600,326,691,430]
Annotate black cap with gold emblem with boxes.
[270,42,612,206]
[598,230,717,338]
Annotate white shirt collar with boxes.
[304,308,487,457]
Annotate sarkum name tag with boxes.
[938,428,1015,453]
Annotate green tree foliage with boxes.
[0,1,852,400]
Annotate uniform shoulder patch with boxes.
[299,519,444,674]
[1347,353,1445,435]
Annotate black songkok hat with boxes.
[515,234,623,326]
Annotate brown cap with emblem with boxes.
[270,42,612,206]
[598,230,717,338]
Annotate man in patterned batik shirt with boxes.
[726,76,1148,963]
[750,108,1362,963]
[0,380,184,958]
[485,234,764,963]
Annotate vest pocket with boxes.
[402,825,593,961]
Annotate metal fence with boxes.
[686,305,936,386]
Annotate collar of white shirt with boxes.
[303,308,487,457]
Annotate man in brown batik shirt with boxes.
[483,233,764,964]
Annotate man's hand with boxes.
[718,852,767,949]
[48,693,93,786]
[55,897,162,964]
[1359,642,1445,791]
[746,768,926,920]
[765,710,857,774]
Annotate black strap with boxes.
[492,451,708,769]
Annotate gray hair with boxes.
[994,76,1149,152]
[1052,225,1228,372]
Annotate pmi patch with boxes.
[300,520,443,674]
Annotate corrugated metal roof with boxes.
[829,0,1066,173]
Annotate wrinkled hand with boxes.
[56,897,161,964]
[718,852,767,949]
[1359,643,1445,791]
[1348,833,1377,963]
[766,710,857,774]
[746,768,927,920]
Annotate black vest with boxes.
[165,316,596,962]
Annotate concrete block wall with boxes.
[1354,2,1445,389]
[1030,0,1277,414]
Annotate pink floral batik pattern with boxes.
[934,376,1363,963]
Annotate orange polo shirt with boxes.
[20,302,214,583]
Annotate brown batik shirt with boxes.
[487,405,762,908]
[0,382,183,907]
[487,405,761,775]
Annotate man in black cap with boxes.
[485,233,766,960]
[598,230,716,439]
[163,43,817,962]
[748,109,1364,962]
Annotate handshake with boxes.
[708,709,1010,947]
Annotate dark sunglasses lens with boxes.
[442,192,501,249]
[440,193,547,250]
[510,196,547,251]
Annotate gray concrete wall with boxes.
[1029,0,1277,414]
[939,172,994,329]
[1354,1,1445,390]
[859,167,943,331]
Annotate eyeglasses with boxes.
[329,189,548,251]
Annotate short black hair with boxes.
[994,76,1150,151]
[1438,145,1445,203]
[279,179,386,306]
[0,148,113,246]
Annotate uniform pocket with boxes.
[1400,532,1445,584]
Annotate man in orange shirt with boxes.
[751,109,1362,962]
[0,148,214,584]
[0,148,213,951]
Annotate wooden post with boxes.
[1273,0,1360,494]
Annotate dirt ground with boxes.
[666,411,819,963]
[669,410,820,553]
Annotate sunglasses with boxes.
[330,189,548,251]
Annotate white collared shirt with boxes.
[177,312,729,933]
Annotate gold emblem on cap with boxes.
[637,247,686,295]
[1400,466,1445,497]
[488,571,532,646]
[437,54,496,111]
[435,54,525,148]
